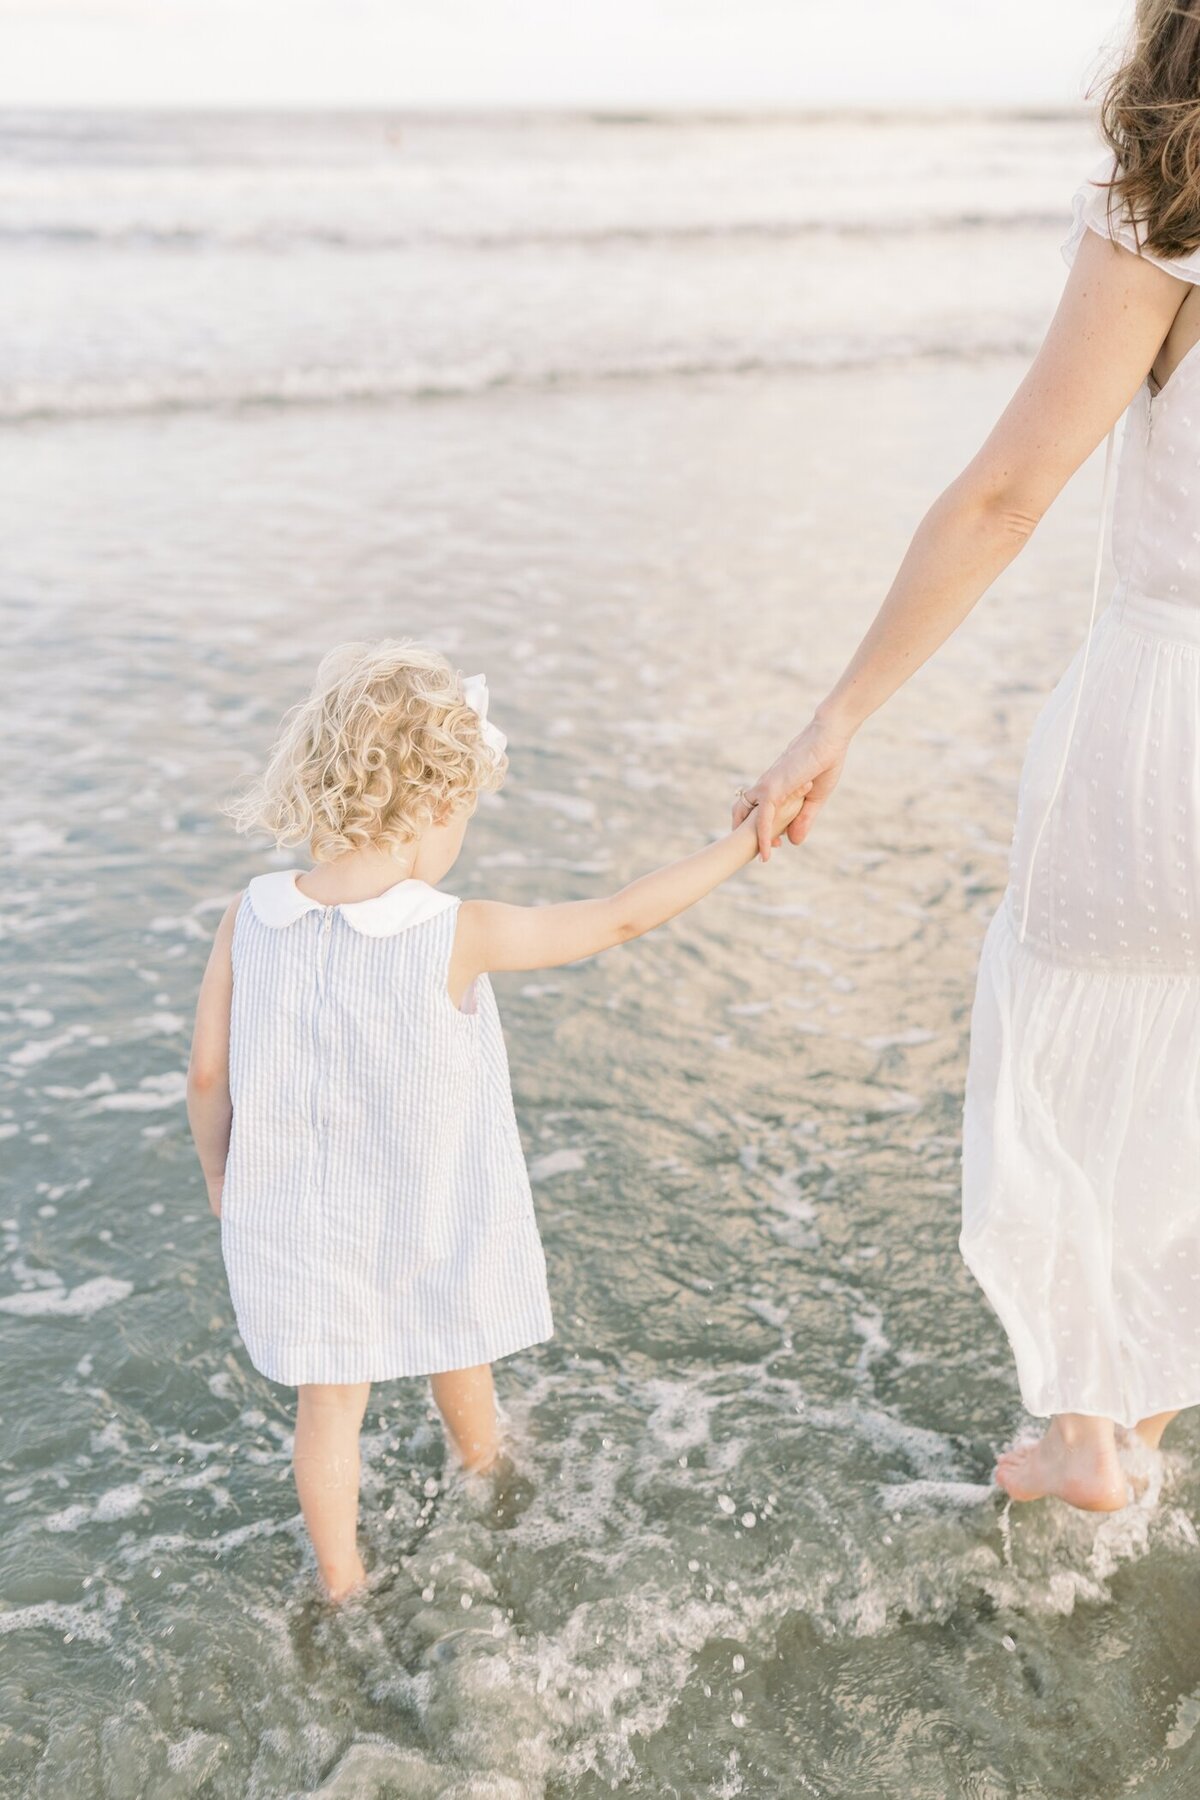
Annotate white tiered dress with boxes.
[960,165,1200,1428]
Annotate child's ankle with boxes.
[319,1552,365,1595]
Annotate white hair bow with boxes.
[461,672,507,761]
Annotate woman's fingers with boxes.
[735,715,849,855]
[769,780,814,850]
[787,802,817,844]
[736,761,820,861]
[754,790,778,861]
[788,761,843,844]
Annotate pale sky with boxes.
[0,0,1131,110]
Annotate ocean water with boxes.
[2,109,1198,1799]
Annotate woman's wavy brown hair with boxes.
[1098,0,1200,259]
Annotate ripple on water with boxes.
[2,137,1195,1786]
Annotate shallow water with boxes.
[2,111,1199,1798]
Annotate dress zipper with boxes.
[311,907,334,1187]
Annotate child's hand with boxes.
[742,782,811,859]
[206,1174,224,1219]
[735,714,850,860]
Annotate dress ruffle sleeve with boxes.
[1062,155,1200,283]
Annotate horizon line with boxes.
[0,99,1097,122]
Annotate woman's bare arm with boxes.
[737,226,1191,857]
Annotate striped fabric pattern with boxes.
[220,872,554,1386]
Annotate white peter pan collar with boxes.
[247,870,458,937]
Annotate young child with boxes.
[187,639,805,1603]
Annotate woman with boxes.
[736,0,1200,1512]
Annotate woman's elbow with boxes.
[987,496,1043,547]
[929,486,1041,560]
[950,468,1047,546]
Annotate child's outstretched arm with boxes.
[186,896,240,1217]
[451,798,804,995]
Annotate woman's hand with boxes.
[733,712,852,860]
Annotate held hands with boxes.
[733,712,852,860]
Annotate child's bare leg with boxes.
[293,1381,371,1601]
[1134,1409,1180,1451]
[430,1363,499,1472]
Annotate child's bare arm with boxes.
[450,800,803,994]
[186,895,240,1216]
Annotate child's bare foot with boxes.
[480,1451,536,1529]
[320,1555,367,1605]
[995,1416,1129,1512]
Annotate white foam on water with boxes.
[1,821,68,860]
[94,1483,146,1522]
[0,1582,124,1644]
[43,1483,145,1533]
[7,1025,90,1069]
[0,1275,133,1317]
[134,1011,186,1035]
[305,1740,512,1799]
[42,1503,93,1534]
[42,1074,117,1100]
[736,899,812,919]
[757,1168,817,1250]
[745,1296,789,1331]
[475,849,530,869]
[15,1008,54,1028]
[9,1255,67,1290]
[641,1379,725,1461]
[148,913,215,941]
[91,1417,129,1454]
[797,1399,963,1482]
[165,1728,228,1782]
[38,1362,1185,1796]
[862,1028,939,1050]
[91,1070,187,1110]
[523,789,597,824]
[1165,1686,1200,1753]
[621,765,658,791]
[528,1148,587,1182]
[870,1087,924,1114]
[879,1479,996,1512]
[852,1306,891,1381]
[117,1510,309,1570]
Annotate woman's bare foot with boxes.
[995,1415,1129,1512]
[1133,1409,1179,1452]
[320,1555,367,1605]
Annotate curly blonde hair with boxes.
[225,639,506,860]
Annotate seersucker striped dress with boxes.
[220,869,554,1386]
